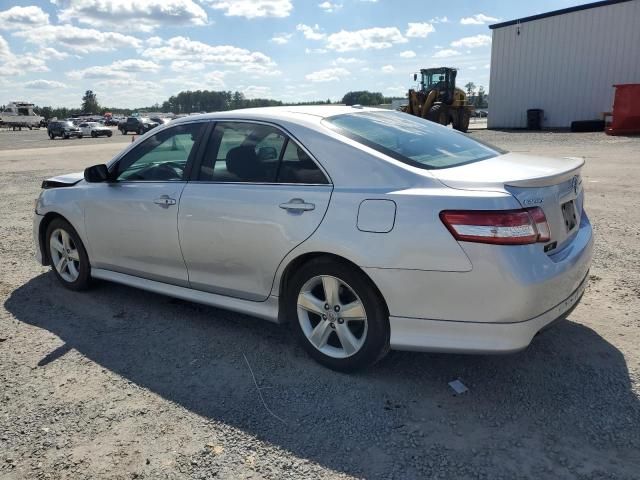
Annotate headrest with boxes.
[226,145,262,181]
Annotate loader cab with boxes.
[418,67,457,105]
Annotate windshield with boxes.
[323,111,502,169]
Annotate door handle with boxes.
[279,198,315,212]
[154,195,177,208]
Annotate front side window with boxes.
[324,111,502,169]
[115,123,203,181]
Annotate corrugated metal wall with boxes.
[488,0,640,128]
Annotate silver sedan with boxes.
[33,106,593,371]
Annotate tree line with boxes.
[20,86,485,120]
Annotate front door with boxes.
[179,121,333,301]
[84,122,205,286]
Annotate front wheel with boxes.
[287,258,390,371]
[63,134,69,139]
[49,133,54,140]
[91,131,97,138]
[121,129,126,135]
[46,218,91,290]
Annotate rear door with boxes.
[178,121,333,301]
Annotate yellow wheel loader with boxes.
[403,67,473,132]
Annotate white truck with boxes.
[0,102,44,130]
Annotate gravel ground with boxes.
[1,128,639,479]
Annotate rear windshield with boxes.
[323,111,502,169]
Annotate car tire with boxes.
[107,131,112,137]
[121,129,126,135]
[78,135,83,139]
[91,131,97,138]
[287,258,390,372]
[138,127,144,135]
[45,218,91,291]
[49,133,54,140]
[63,134,69,139]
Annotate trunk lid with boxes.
[431,153,585,251]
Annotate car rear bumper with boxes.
[364,211,592,353]
[388,272,588,353]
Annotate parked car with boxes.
[47,120,81,139]
[119,117,158,135]
[150,116,171,125]
[79,122,113,138]
[33,106,593,371]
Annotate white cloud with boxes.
[399,50,416,58]
[305,47,327,54]
[56,0,208,32]
[0,34,49,76]
[204,71,227,89]
[381,65,394,73]
[240,63,282,76]
[271,33,292,44]
[430,16,449,24]
[332,57,361,65]
[24,79,67,89]
[460,14,500,25]
[305,67,349,82]
[14,25,142,53]
[297,24,325,40]
[0,6,49,30]
[141,37,276,69]
[405,22,435,38]
[146,36,164,47]
[35,47,69,60]
[170,60,205,72]
[243,85,272,98]
[318,1,342,12]
[208,0,292,19]
[451,34,491,48]
[326,27,407,52]
[433,48,461,58]
[110,59,161,72]
[67,58,160,80]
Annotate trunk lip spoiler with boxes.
[504,157,584,188]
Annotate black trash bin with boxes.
[527,109,543,130]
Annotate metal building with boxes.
[488,0,640,129]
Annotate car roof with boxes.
[171,105,388,126]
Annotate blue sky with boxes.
[0,0,587,108]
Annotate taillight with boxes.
[440,208,551,245]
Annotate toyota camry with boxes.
[33,106,593,371]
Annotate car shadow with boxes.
[5,273,639,478]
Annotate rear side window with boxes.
[198,122,328,184]
[323,111,502,169]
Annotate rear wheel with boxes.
[91,131,97,138]
[63,134,69,139]
[46,218,91,290]
[138,127,144,135]
[121,128,126,135]
[287,258,390,371]
[49,132,54,140]
[453,109,471,132]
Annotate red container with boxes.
[607,83,640,135]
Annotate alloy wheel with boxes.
[297,275,368,359]
[49,228,81,282]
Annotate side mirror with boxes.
[258,146,278,160]
[413,73,418,82]
[84,164,109,183]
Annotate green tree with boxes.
[341,91,385,106]
[464,82,476,98]
[81,90,100,114]
[475,86,487,108]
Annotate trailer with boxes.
[0,102,44,130]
